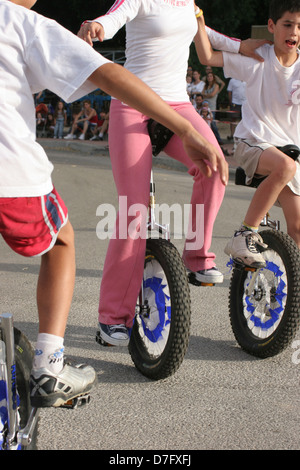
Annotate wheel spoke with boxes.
[243,250,287,338]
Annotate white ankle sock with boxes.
[33,333,64,374]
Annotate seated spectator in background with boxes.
[45,113,55,138]
[53,100,67,139]
[90,111,109,141]
[36,111,45,137]
[64,99,98,140]
[36,102,48,119]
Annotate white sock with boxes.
[33,333,64,375]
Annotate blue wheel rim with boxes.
[243,253,287,338]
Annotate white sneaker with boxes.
[30,362,97,408]
[188,267,224,284]
[64,133,76,140]
[225,230,268,268]
[79,134,85,140]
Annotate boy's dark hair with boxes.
[269,0,300,23]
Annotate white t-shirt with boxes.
[0,1,110,197]
[223,45,300,147]
[227,78,247,106]
[93,0,241,102]
[190,81,205,96]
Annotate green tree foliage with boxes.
[200,0,270,38]
[33,0,114,33]
[34,0,270,38]
[33,1,125,45]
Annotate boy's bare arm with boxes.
[193,14,224,67]
[88,64,228,186]
[194,19,272,68]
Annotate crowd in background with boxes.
[35,89,111,141]
[186,65,246,155]
[35,67,245,147]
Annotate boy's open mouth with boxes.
[286,39,297,47]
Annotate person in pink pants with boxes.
[99,100,224,333]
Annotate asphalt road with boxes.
[0,146,299,451]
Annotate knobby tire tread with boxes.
[229,230,300,358]
[129,238,191,380]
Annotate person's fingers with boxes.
[78,23,104,46]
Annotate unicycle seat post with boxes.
[148,169,170,240]
[149,170,156,232]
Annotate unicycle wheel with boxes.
[229,230,300,358]
[129,238,191,380]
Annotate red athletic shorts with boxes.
[0,188,68,257]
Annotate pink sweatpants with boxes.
[99,100,225,327]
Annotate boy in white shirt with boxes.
[195,0,300,268]
[1,0,228,407]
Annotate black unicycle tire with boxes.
[129,238,191,380]
[229,230,300,358]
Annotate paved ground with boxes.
[1,135,299,451]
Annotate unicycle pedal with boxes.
[188,272,214,287]
[95,330,115,347]
[61,393,91,409]
[232,259,259,272]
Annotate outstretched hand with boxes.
[239,38,273,62]
[77,22,104,46]
[181,128,228,186]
